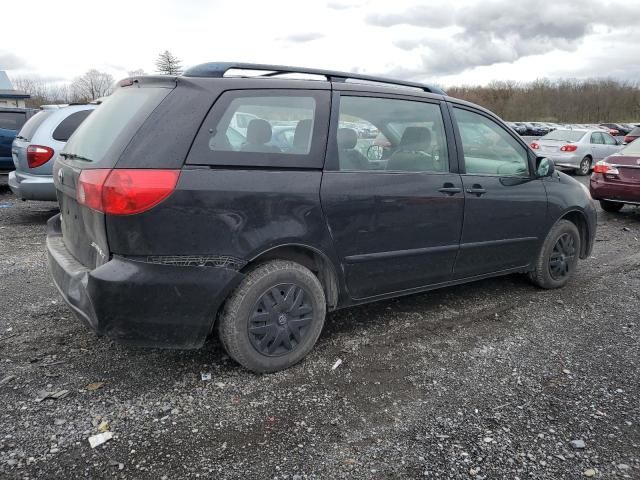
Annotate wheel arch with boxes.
[244,243,340,309]
[558,209,591,259]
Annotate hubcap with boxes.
[549,233,576,280]
[581,158,590,173]
[248,283,313,357]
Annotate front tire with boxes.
[599,200,624,213]
[218,260,326,373]
[528,220,581,289]
[576,156,592,176]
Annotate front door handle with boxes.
[438,183,462,195]
[466,184,486,196]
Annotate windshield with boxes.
[63,86,170,164]
[0,111,27,131]
[542,130,586,142]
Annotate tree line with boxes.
[447,79,640,122]
[11,51,183,108]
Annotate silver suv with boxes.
[9,104,96,201]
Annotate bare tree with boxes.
[155,51,182,75]
[71,69,114,102]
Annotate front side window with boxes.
[454,108,529,177]
[602,133,617,145]
[336,96,449,172]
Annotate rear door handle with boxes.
[438,183,462,195]
[466,184,486,196]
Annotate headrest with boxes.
[337,128,358,149]
[400,127,431,148]
[246,119,272,145]
[293,119,313,150]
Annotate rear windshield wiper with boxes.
[15,135,27,140]
[59,152,93,162]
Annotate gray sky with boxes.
[2,0,639,86]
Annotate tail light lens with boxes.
[624,136,635,144]
[76,169,180,215]
[560,145,578,152]
[26,145,55,168]
[530,142,539,150]
[593,161,619,175]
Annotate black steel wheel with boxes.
[218,260,326,373]
[548,233,576,280]
[528,219,581,289]
[248,284,313,357]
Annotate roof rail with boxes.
[182,62,446,95]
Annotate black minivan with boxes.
[47,63,596,372]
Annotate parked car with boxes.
[530,128,623,175]
[590,139,640,212]
[623,127,640,144]
[507,122,526,135]
[600,123,630,136]
[9,104,96,201]
[47,62,596,373]
[0,107,33,172]
[529,122,551,136]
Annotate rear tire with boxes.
[218,260,326,373]
[528,220,581,289]
[599,200,624,213]
[576,156,592,176]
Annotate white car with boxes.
[530,129,623,175]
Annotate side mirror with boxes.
[367,144,383,161]
[536,157,555,177]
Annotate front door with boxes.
[321,93,464,299]
[450,106,548,279]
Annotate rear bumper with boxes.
[589,175,640,203]
[545,153,582,169]
[8,171,57,201]
[46,214,244,348]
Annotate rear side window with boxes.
[63,86,171,165]
[16,111,53,140]
[188,90,330,169]
[454,108,529,177]
[0,111,27,130]
[590,132,604,144]
[52,110,93,142]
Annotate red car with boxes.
[623,127,640,145]
[590,139,640,212]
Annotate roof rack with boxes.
[182,62,446,95]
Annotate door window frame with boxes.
[323,91,460,174]
[447,102,535,178]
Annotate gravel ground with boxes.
[0,174,639,479]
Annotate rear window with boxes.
[542,130,586,142]
[16,110,53,141]
[52,109,93,142]
[0,110,28,131]
[62,86,170,165]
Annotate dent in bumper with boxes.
[46,214,245,349]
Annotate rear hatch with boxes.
[54,81,173,269]
[12,110,55,171]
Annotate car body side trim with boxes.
[344,244,459,264]
[459,236,538,250]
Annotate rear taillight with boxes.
[530,142,539,150]
[26,145,54,168]
[76,169,180,215]
[593,161,619,175]
[560,145,578,152]
[624,136,635,144]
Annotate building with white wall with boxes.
[0,71,29,108]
